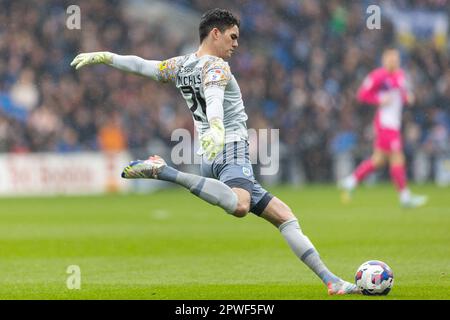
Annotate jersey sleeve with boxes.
[202,58,232,90]
[156,56,183,83]
[357,70,382,106]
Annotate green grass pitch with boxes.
[0,184,449,299]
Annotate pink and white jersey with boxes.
[357,67,409,131]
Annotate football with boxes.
[355,260,394,295]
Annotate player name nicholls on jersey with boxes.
[176,66,202,87]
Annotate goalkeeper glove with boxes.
[70,52,113,70]
[200,118,225,161]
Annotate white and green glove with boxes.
[70,52,113,70]
[200,118,225,161]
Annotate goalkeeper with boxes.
[71,8,360,295]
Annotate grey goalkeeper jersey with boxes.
[157,53,248,143]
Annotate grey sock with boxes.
[158,166,238,214]
[279,218,340,285]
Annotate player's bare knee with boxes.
[389,152,405,165]
[233,201,250,218]
[231,187,251,218]
[371,152,386,168]
[372,157,384,168]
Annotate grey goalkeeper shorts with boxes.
[200,141,273,215]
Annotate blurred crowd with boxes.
[0,0,449,182]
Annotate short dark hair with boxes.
[199,8,240,43]
[383,46,399,53]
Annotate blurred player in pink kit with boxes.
[339,48,427,208]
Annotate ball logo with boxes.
[242,167,251,177]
